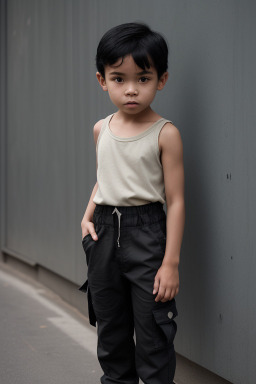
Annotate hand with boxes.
[81,220,98,241]
[153,264,179,302]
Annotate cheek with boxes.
[108,85,120,95]
[143,87,158,102]
[107,89,122,105]
[109,90,120,101]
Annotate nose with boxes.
[125,84,138,96]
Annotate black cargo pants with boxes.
[79,201,178,384]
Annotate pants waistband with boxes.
[94,201,164,216]
[94,202,165,248]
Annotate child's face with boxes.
[96,55,168,115]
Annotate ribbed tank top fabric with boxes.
[93,114,173,206]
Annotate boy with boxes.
[79,23,185,384]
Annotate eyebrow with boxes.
[109,70,153,76]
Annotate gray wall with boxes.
[1,1,256,383]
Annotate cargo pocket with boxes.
[78,279,97,327]
[152,299,178,349]
[78,232,97,327]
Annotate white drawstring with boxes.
[112,207,122,247]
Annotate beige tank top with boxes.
[93,114,173,206]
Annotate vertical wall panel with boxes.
[1,1,256,383]
[0,0,7,259]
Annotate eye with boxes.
[139,77,150,83]
[114,77,123,83]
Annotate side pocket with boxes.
[82,235,95,265]
[152,299,178,349]
[82,216,100,264]
[81,212,100,261]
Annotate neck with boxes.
[114,107,160,123]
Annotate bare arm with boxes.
[80,119,104,240]
[153,123,185,302]
[81,182,98,223]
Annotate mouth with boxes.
[125,101,139,106]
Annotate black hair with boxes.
[96,22,168,79]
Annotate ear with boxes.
[157,72,169,91]
[96,72,108,91]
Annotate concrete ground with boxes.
[0,261,231,384]
[0,263,104,384]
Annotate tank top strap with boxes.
[98,114,113,142]
[153,118,174,139]
[152,118,174,157]
[155,118,173,131]
[96,114,114,159]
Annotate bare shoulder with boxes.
[159,122,183,156]
[161,122,181,140]
[93,119,104,146]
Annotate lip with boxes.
[125,102,139,107]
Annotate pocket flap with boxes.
[78,279,88,293]
[152,299,178,325]
[77,280,97,327]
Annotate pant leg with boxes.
[87,214,139,384]
[122,215,178,384]
[80,202,178,384]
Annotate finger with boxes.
[169,289,175,301]
[89,225,98,240]
[162,288,172,302]
[155,286,166,302]
[171,287,179,299]
[90,230,98,241]
[169,287,178,300]
[153,277,160,295]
